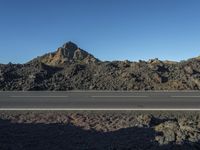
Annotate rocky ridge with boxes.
[36,41,98,66]
[0,41,200,91]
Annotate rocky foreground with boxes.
[1,41,200,91]
[0,111,200,150]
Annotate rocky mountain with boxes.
[30,41,99,66]
[0,41,200,91]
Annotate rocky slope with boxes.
[35,42,99,66]
[0,41,200,91]
[0,111,200,150]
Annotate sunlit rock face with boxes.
[0,41,200,91]
[39,41,99,66]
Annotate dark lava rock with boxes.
[0,41,200,91]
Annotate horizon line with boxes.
[1,54,199,65]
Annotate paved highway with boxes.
[0,91,200,110]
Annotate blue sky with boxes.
[0,0,200,63]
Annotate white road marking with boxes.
[7,95,200,98]
[171,96,200,98]
[91,96,148,98]
[9,96,69,98]
[0,108,200,111]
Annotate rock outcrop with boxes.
[36,41,98,66]
[0,41,200,91]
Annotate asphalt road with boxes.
[0,91,200,110]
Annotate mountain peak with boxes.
[37,41,98,66]
[62,41,78,50]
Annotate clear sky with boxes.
[0,0,200,63]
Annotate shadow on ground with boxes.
[0,119,199,150]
